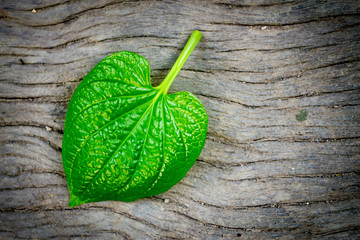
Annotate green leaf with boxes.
[62,31,208,207]
[296,109,308,122]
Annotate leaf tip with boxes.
[69,194,84,207]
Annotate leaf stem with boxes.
[157,30,202,94]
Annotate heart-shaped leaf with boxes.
[62,31,207,207]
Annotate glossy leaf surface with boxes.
[62,31,207,207]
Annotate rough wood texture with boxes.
[1,0,360,239]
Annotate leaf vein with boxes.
[166,101,188,165]
[78,96,158,195]
[68,98,153,190]
[104,55,149,87]
[170,106,203,130]
[77,78,151,94]
[66,90,155,129]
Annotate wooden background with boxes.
[1,0,359,239]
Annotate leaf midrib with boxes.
[115,102,156,193]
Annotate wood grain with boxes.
[1,0,359,239]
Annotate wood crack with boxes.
[8,37,90,50]
[209,13,360,27]
[170,210,300,232]
[0,123,64,134]
[19,0,71,12]
[215,0,299,8]
[265,87,360,101]
[5,1,124,28]
[312,226,360,237]
[0,184,67,192]
[197,93,270,109]
[184,195,360,211]
[215,42,342,53]
[217,171,360,183]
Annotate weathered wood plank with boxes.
[1,0,359,239]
